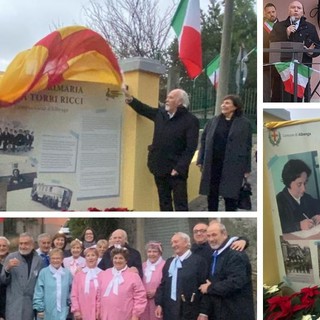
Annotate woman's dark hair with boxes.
[51,232,67,250]
[223,94,243,116]
[110,247,129,261]
[80,227,97,242]
[282,159,311,188]
[12,169,20,175]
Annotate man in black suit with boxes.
[198,222,255,320]
[97,228,143,278]
[270,1,320,102]
[155,232,207,320]
[123,87,199,211]
[263,3,278,102]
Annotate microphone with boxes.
[289,16,299,37]
[290,16,299,25]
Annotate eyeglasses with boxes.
[193,229,207,234]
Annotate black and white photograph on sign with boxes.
[31,179,73,211]
[0,125,35,154]
[281,237,313,283]
[0,157,37,192]
[270,150,320,236]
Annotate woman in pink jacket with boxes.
[71,247,102,320]
[63,239,86,276]
[98,247,147,320]
[140,241,165,320]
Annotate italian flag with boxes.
[206,55,220,88]
[275,62,313,98]
[171,0,202,79]
[263,21,274,33]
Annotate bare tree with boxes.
[83,0,176,59]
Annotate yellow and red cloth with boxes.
[0,26,123,107]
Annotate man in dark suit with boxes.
[198,222,255,320]
[123,87,199,211]
[191,222,248,266]
[1,127,11,151]
[98,228,143,278]
[263,3,278,102]
[270,1,320,102]
[155,232,207,320]
[0,233,43,320]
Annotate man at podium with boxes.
[270,1,320,102]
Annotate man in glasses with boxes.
[191,222,248,266]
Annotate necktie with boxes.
[211,251,218,275]
[168,257,182,301]
[40,253,50,267]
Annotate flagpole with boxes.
[204,62,208,122]
[293,59,298,102]
[215,0,234,115]
[241,47,256,63]
[193,74,201,89]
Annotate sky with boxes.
[0,0,211,71]
[287,109,320,120]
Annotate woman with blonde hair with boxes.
[96,239,108,264]
[33,248,73,320]
[71,247,102,320]
[140,241,165,320]
[63,239,86,276]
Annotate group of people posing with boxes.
[0,127,34,152]
[123,86,252,212]
[0,221,255,320]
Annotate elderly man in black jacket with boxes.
[198,222,255,320]
[98,229,143,278]
[123,87,199,211]
[270,1,320,102]
[155,232,207,320]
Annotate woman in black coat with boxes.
[197,95,252,211]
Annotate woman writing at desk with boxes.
[276,159,320,233]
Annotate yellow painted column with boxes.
[263,111,290,284]
[120,58,166,211]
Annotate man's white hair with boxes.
[37,233,51,242]
[173,232,191,248]
[112,229,128,242]
[0,236,10,246]
[179,89,190,108]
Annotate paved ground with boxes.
[189,136,257,212]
